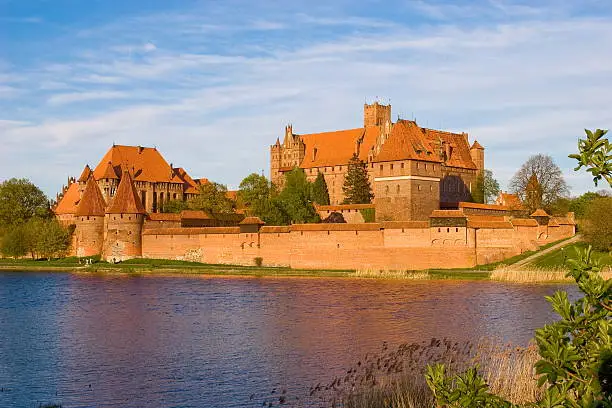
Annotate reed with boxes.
[490,265,612,283]
[260,338,543,407]
[353,269,430,280]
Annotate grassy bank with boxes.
[529,241,611,269]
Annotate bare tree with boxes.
[509,154,569,209]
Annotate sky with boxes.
[1,0,611,198]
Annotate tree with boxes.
[581,196,612,251]
[509,154,569,211]
[162,199,189,214]
[238,173,273,217]
[190,182,235,214]
[0,225,28,258]
[427,131,612,407]
[569,191,604,218]
[342,154,373,204]
[277,168,318,224]
[35,219,71,259]
[0,178,50,229]
[473,169,500,204]
[311,172,330,205]
[524,173,544,213]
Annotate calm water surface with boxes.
[0,272,574,407]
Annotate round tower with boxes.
[103,170,146,262]
[74,176,107,257]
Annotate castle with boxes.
[53,102,576,269]
[271,102,484,220]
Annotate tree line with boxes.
[0,178,71,259]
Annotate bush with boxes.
[582,197,612,251]
[426,246,612,406]
[254,257,263,267]
[360,208,376,223]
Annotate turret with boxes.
[74,176,106,257]
[364,101,391,127]
[103,170,146,262]
[469,140,485,172]
[77,164,92,198]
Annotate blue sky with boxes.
[1,0,611,197]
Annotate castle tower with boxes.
[469,140,485,173]
[74,175,106,257]
[103,170,146,262]
[364,102,391,128]
[77,165,92,198]
[270,138,282,186]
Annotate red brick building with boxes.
[270,102,485,220]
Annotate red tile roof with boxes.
[173,167,200,194]
[468,220,514,229]
[106,170,146,214]
[75,177,106,216]
[470,141,484,150]
[93,145,178,183]
[78,165,92,182]
[510,218,538,227]
[239,216,265,225]
[315,203,375,211]
[300,127,380,168]
[495,192,523,209]
[531,209,550,217]
[99,161,120,180]
[459,202,510,211]
[374,120,477,170]
[54,182,80,215]
[147,213,181,221]
[180,210,211,220]
[430,210,467,218]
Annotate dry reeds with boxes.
[491,266,612,283]
[353,269,430,280]
[258,338,543,408]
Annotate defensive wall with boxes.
[140,214,575,270]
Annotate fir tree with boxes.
[342,154,373,204]
[311,172,330,205]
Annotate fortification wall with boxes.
[139,218,575,270]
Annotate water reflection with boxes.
[0,273,573,407]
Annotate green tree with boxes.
[342,154,373,204]
[311,172,330,205]
[524,173,544,213]
[570,191,606,218]
[581,196,612,251]
[36,219,70,259]
[190,182,235,214]
[162,199,189,214]
[473,169,500,204]
[277,168,318,223]
[0,225,28,258]
[0,178,50,229]
[238,173,273,217]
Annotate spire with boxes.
[78,165,92,182]
[75,177,106,216]
[100,161,120,179]
[106,170,146,214]
[470,140,484,150]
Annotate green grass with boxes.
[531,242,611,269]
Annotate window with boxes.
[456,228,459,232]
[401,163,404,169]
[380,164,383,171]
[390,164,394,170]
[418,184,422,191]
[447,228,450,233]
[416,162,420,169]
[396,185,400,193]
[385,185,390,194]
[425,163,428,170]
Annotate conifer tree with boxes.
[342,154,373,204]
[311,172,330,205]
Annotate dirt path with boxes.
[512,235,581,267]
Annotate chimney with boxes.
[138,146,144,153]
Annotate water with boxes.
[0,272,574,407]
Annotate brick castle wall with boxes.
[139,221,574,270]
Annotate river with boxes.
[0,272,574,407]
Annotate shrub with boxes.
[254,257,263,267]
[360,208,376,223]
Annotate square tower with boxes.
[364,102,391,127]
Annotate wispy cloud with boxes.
[47,91,129,106]
[1,0,611,196]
